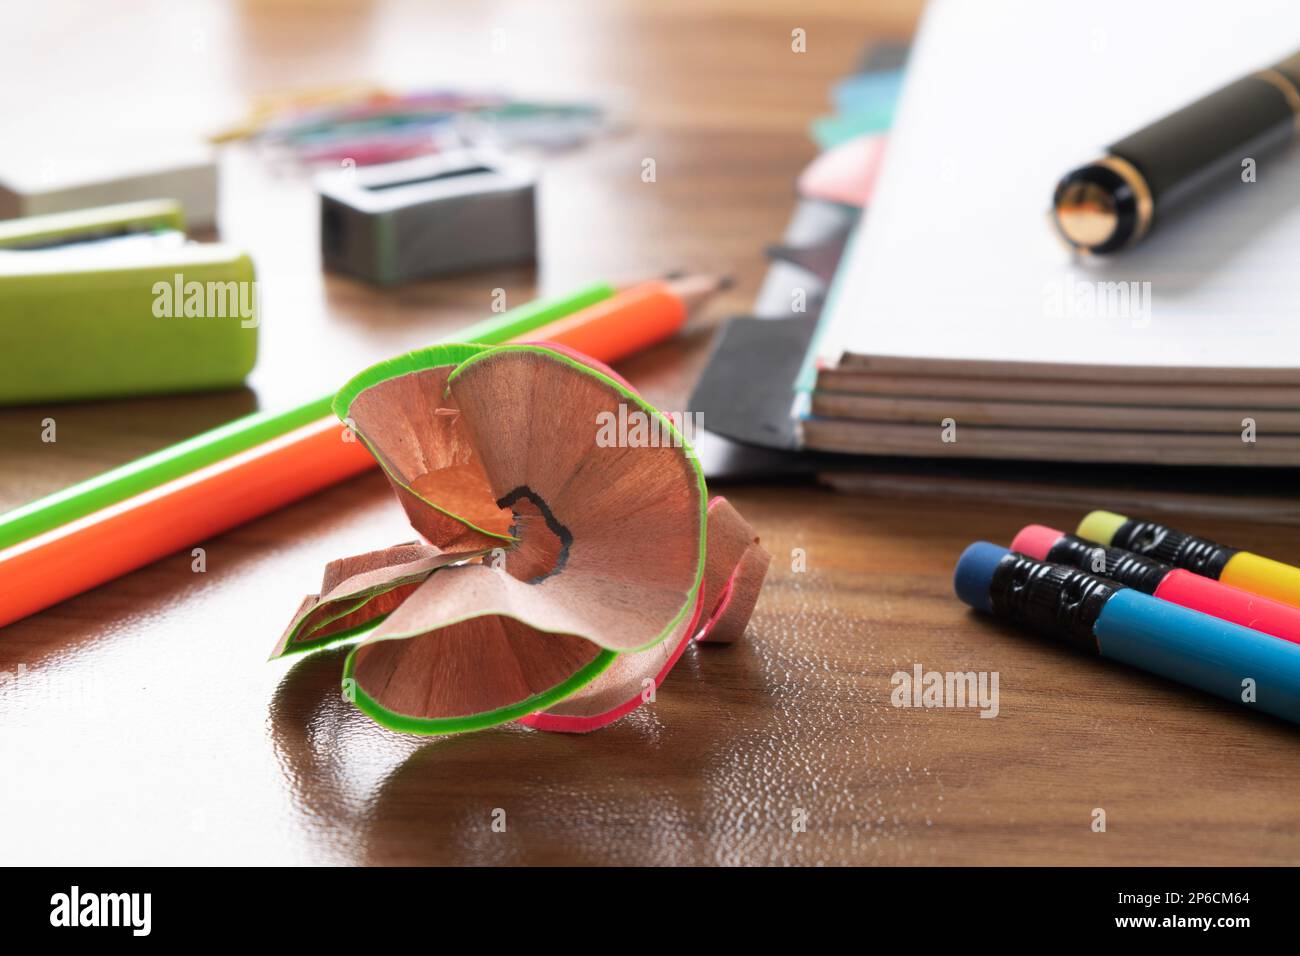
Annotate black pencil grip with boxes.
[988,552,1113,653]
[1044,534,1169,595]
[1109,519,1238,579]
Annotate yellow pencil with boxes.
[1078,511,1300,609]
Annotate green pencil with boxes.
[0,281,615,551]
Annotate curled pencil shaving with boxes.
[271,342,769,734]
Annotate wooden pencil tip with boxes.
[666,272,733,314]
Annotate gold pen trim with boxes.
[1096,155,1153,246]
[1253,68,1300,136]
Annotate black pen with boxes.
[1053,49,1300,254]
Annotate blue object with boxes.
[810,107,895,149]
[954,540,1300,725]
[832,70,905,114]
[810,67,905,148]
[953,541,1005,613]
[1097,590,1300,724]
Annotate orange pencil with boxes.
[529,275,726,363]
[0,275,726,628]
[0,419,373,629]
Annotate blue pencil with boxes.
[955,542,1300,725]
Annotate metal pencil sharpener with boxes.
[317,150,537,287]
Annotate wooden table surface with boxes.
[3,0,1299,866]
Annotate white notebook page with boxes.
[811,0,1300,383]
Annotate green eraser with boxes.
[0,200,258,405]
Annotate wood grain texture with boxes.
[2,0,1298,866]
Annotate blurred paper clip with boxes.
[212,84,616,168]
